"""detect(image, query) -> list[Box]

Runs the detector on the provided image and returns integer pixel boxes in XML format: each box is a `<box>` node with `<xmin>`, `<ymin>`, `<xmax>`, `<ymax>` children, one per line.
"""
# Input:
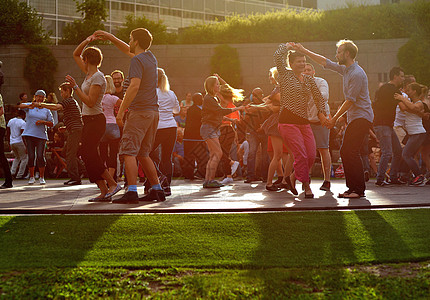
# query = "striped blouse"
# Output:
<box><xmin>274</xmin><ymin>43</ymin><xmax>326</xmax><ymax>124</ymax></box>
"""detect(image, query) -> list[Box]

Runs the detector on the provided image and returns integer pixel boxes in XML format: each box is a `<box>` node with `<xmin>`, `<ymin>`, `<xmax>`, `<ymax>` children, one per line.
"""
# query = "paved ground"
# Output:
<box><xmin>1</xmin><ymin>178</ymin><xmax>430</xmax><ymax>214</ymax></box>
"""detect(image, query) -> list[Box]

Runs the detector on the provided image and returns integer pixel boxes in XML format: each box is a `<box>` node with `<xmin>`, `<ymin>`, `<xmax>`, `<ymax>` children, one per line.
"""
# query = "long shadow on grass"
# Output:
<box><xmin>354</xmin><ymin>210</ymin><xmax>414</xmax><ymax>262</ymax></box>
<box><xmin>0</xmin><ymin>215</ymin><xmax>120</xmax><ymax>269</ymax></box>
<box><xmin>247</xmin><ymin>211</ymin><xmax>359</xmax><ymax>296</ymax></box>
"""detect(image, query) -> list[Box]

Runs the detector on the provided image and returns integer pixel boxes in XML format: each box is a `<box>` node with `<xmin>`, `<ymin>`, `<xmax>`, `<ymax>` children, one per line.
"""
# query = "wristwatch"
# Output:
<box><xmin>73</xmin><ymin>84</ymin><xmax>78</xmax><ymax>90</ymax></box>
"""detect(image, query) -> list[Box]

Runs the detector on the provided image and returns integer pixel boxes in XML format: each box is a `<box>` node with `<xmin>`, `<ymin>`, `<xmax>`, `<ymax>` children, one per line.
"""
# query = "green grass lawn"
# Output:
<box><xmin>1</xmin><ymin>209</ymin><xmax>430</xmax><ymax>298</ymax></box>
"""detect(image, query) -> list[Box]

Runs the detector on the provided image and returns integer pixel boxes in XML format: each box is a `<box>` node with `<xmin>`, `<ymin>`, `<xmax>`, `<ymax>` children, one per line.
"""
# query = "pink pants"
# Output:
<box><xmin>278</xmin><ymin>123</ymin><xmax>316</xmax><ymax>183</ymax></box>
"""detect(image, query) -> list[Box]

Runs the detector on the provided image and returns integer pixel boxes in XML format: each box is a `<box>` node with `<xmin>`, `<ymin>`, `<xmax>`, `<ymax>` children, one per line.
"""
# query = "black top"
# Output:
<box><xmin>373</xmin><ymin>83</ymin><xmax>401</xmax><ymax>127</ymax></box>
<box><xmin>184</xmin><ymin>104</ymin><xmax>203</xmax><ymax>140</ymax></box>
<box><xmin>59</xmin><ymin>97</ymin><xmax>83</xmax><ymax>131</ymax></box>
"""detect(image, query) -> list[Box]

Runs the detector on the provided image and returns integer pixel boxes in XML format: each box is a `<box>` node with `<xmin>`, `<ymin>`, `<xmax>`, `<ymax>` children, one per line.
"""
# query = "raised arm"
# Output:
<box><xmin>395</xmin><ymin>93</ymin><xmax>424</xmax><ymax>115</ymax></box>
<box><xmin>73</xmin><ymin>35</ymin><xmax>97</xmax><ymax>73</ymax></box>
<box><xmin>94</xmin><ymin>30</ymin><xmax>134</xmax><ymax>58</ymax></box>
<box><xmin>274</xmin><ymin>43</ymin><xmax>293</xmax><ymax>77</ymax></box>
<box><xmin>37</xmin><ymin>102</ymin><xmax>63</xmax><ymax>111</ymax></box>
<box><xmin>291</xmin><ymin>43</ymin><xmax>327</xmax><ymax>67</ymax></box>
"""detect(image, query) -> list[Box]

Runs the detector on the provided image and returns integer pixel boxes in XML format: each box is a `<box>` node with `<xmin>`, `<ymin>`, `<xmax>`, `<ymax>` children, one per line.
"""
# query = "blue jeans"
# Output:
<box><xmin>374</xmin><ymin>125</ymin><xmax>402</xmax><ymax>182</ymax></box>
<box><xmin>402</xmin><ymin>133</ymin><xmax>426</xmax><ymax>177</ymax></box>
<box><xmin>23</xmin><ymin>135</ymin><xmax>46</xmax><ymax>168</ymax></box>
<box><xmin>247</xmin><ymin>131</ymin><xmax>269</xmax><ymax>179</ymax></box>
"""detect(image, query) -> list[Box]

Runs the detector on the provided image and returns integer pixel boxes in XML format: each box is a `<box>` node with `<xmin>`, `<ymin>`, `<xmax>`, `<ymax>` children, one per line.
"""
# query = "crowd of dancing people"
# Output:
<box><xmin>1</xmin><ymin>28</ymin><xmax>430</xmax><ymax>203</ymax></box>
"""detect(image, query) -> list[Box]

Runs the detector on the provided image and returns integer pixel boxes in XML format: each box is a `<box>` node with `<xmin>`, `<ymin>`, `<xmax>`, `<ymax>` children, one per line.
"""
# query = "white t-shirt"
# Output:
<box><xmin>7</xmin><ymin>117</ymin><xmax>26</xmax><ymax>144</ymax></box>
<box><xmin>157</xmin><ymin>88</ymin><xmax>180</xmax><ymax>129</ymax></box>
<box><xmin>240</xmin><ymin>140</ymin><xmax>249</xmax><ymax>165</ymax></box>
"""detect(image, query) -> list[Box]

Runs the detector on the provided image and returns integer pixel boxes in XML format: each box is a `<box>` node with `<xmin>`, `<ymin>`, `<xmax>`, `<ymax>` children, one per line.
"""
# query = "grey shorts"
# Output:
<box><xmin>200</xmin><ymin>124</ymin><xmax>221</xmax><ymax>141</ymax></box>
<box><xmin>310</xmin><ymin>123</ymin><xmax>329</xmax><ymax>149</ymax></box>
<box><xmin>119</xmin><ymin>110</ymin><xmax>159</xmax><ymax>157</ymax></box>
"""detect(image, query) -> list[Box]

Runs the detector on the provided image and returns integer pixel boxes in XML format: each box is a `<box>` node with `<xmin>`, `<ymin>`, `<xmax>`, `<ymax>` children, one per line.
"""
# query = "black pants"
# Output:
<box><xmin>183</xmin><ymin>140</ymin><xmax>208</xmax><ymax>179</ymax></box>
<box><xmin>149</xmin><ymin>127</ymin><xmax>177</xmax><ymax>184</ymax></box>
<box><xmin>81</xmin><ymin>114</ymin><xmax>106</xmax><ymax>183</ymax></box>
<box><xmin>0</xmin><ymin>127</ymin><xmax>12</xmax><ymax>185</ymax></box>
<box><xmin>340</xmin><ymin>118</ymin><xmax>372</xmax><ymax>194</ymax></box>
<box><xmin>219</xmin><ymin>125</ymin><xmax>236</xmax><ymax>176</ymax></box>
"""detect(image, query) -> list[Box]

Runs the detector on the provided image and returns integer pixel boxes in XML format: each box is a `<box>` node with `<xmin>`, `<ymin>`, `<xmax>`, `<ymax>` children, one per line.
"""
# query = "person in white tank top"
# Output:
<box><xmin>395</xmin><ymin>82</ymin><xmax>427</xmax><ymax>186</ymax></box>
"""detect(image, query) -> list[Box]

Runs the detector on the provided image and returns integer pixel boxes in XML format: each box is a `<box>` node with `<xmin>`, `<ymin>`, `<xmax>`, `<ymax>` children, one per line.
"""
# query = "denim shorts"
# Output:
<box><xmin>200</xmin><ymin>124</ymin><xmax>221</xmax><ymax>141</ymax></box>
<box><xmin>310</xmin><ymin>123</ymin><xmax>329</xmax><ymax>149</ymax></box>
<box><xmin>101</xmin><ymin>123</ymin><xmax>121</xmax><ymax>142</ymax></box>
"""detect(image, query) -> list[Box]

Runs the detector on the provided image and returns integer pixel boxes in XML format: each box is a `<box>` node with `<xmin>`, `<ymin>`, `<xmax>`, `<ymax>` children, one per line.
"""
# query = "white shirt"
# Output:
<box><xmin>307</xmin><ymin>77</ymin><xmax>330</xmax><ymax>123</ymax></box>
<box><xmin>7</xmin><ymin>117</ymin><xmax>26</xmax><ymax>144</ymax></box>
<box><xmin>240</xmin><ymin>140</ymin><xmax>249</xmax><ymax>165</ymax></box>
<box><xmin>157</xmin><ymin>88</ymin><xmax>180</xmax><ymax>129</ymax></box>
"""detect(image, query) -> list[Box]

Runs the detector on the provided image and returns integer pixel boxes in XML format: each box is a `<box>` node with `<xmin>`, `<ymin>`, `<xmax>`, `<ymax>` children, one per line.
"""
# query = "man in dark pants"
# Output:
<box><xmin>293</xmin><ymin>40</ymin><xmax>374</xmax><ymax>198</ymax></box>
<box><xmin>38</xmin><ymin>82</ymin><xmax>83</xmax><ymax>185</ymax></box>
<box><xmin>0</xmin><ymin>93</ymin><xmax>13</xmax><ymax>189</ymax></box>
<box><xmin>183</xmin><ymin>93</ymin><xmax>208</xmax><ymax>180</ymax></box>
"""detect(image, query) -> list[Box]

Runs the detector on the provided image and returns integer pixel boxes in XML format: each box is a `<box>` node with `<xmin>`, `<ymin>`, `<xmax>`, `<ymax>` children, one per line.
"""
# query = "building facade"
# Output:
<box><xmin>22</xmin><ymin>0</ymin><xmax>317</xmax><ymax>44</ymax></box>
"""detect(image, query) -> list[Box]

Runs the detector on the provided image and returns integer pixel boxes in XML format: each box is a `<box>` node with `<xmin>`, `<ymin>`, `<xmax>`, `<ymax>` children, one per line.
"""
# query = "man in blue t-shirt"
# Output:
<box><xmin>95</xmin><ymin>28</ymin><xmax>165</xmax><ymax>204</ymax></box>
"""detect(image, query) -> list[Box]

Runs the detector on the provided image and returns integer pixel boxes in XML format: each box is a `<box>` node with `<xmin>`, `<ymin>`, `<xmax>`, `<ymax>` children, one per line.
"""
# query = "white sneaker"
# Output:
<box><xmin>28</xmin><ymin>177</ymin><xmax>35</xmax><ymax>185</ymax></box>
<box><xmin>220</xmin><ymin>177</ymin><xmax>234</xmax><ymax>185</ymax></box>
<box><xmin>231</xmin><ymin>161</ymin><xmax>240</xmax><ymax>175</ymax></box>
<box><xmin>39</xmin><ymin>178</ymin><xmax>46</xmax><ymax>185</ymax></box>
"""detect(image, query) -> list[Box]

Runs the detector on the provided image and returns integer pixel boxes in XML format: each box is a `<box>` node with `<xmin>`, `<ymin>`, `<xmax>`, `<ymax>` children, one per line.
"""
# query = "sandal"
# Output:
<box><xmin>286</xmin><ymin>175</ymin><xmax>298</xmax><ymax>196</ymax></box>
<box><xmin>266</xmin><ymin>185</ymin><xmax>280</xmax><ymax>191</ymax></box>
<box><xmin>304</xmin><ymin>192</ymin><xmax>314</xmax><ymax>199</ymax></box>
<box><xmin>338</xmin><ymin>190</ymin><xmax>353</xmax><ymax>198</ymax></box>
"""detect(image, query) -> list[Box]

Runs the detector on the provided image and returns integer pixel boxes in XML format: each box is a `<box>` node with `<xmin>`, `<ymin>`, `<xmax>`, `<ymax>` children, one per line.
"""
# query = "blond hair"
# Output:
<box><xmin>219</xmin><ymin>84</ymin><xmax>244</xmax><ymax>103</ymax></box>
<box><xmin>104</xmin><ymin>75</ymin><xmax>116</xmax><ymax>94</ymax></box>
<box><xmin>45</xmin><ymin>92</ymin><xmax>58</xmax><ymax>104</ymax></box>
<box><xmin>157</xmin><ymin>68</ymin><xmax>170</xmax><ymax>92</ymax></box>
<box><xmin>269</xmin><ymin>67</ymin><xmax>279</xmax><ymax>81</ymax></box>
<box><xmin>204</xmin><ymin>76</ymin><xmax>218</xmax><ymax>96</ymax></box>
<box><xmin>336</xmin><ymin>39</ymin><xmax>358</xmax><ymax>59</ymax></box>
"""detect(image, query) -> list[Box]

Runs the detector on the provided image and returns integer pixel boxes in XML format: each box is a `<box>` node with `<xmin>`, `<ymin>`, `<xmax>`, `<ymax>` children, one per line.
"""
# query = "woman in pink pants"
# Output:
<box><xmin>274</xmin><ymin>43</ymin><xmax>329</xmax><ymax>198</ymax></box>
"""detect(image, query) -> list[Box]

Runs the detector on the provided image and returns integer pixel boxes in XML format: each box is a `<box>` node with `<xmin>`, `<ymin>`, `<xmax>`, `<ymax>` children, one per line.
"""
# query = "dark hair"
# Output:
<box><xmin>287</xmin><ymin>51</ymin><xmax>305</xmax><ymax>67</ymax></box>
<box><xmin>389</xmin><ymin>66</ymin><xmax>404</xmax><ymax>81</ymax></box>
<box><xmin>58</xmin><ymin>82</ymin><xmax>73</xmax><ymax>94</ymax></box>
<box><xmin>192</xmin><ymin>92</ymin><xmax>203</xmax><ymax>106</ymax></box>
<box><xmin>111</xmin><ymin>70</ymin><xmax>124</xmax><ymax>79</ymax></box>
<box><xmin>17</xmin><ymin>109</ymin><xmax>26</xmax><ymax>118</ymax></box>
<box><xmin>19</xmin><ymin>92</ymin><xmax>27</xmax><ymax>100</ymax></box>
<box><xmin>82</xmin><ymin>46</ymin><xmax>103</xmax><ymax>67</ymax></box>
<box><xmin>131</xmin><ymin>28</ymin><xmax>153</xmax><ymax>51</ymax></box>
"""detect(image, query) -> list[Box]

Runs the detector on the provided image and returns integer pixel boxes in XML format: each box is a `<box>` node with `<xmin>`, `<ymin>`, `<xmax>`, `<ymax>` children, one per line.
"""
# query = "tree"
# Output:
<box><xmin>24</xmin><ymin>45</ymin><xmax>58</xmax><ymax>93</ymax></box>
<box><xmin>116</xmin><ymin>15</ymin><xmax>176</xmax><ymax>44</ymax></box>
<box><xmin>60</xmin><ymin>0</ymin><xmax>107</xmax><ymax>44</ymax></box>
<box><xmin>0</xmin><ymin>0</ymin><xmax>49</xmax><ymax>44</ymax></box>
<box><xmin>210</xmin><ymin>45</ymin><xmax>241</xmax><ymax>88</ymax></box>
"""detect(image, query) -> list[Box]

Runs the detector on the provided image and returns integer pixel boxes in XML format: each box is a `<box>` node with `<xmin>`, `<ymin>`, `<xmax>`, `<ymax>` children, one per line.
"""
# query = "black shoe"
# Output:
<box><xmin>64</xmin><ymin>179</ymin><xmax>72</xmax><ymax>185</ymax></box>
<box><xmin>112</xmin><ymin>191</ymin><xmax>139</xmax><ymax>204</ymax></box>
<box><xmin>266</xmin><ymin>185</ymin><xmax>280</xmax><ymax>191</ymax></box>
<box><xmin>139</xmin><ymin>188</ymin><xmax>166</xmax><ymax>202</ymax></box>
<box><xmin>64</xmin><ymin>180</ymin><xmax>82</xmax><ymax>186</ymax></box>
<box><xmin>285</xmin><ymin>175</ymin><xmax>298</xmax><ymax>196</ymax></box>
<box><xmin>0</xmin><ymin>183</ymin><xmax>13</xmax><ymax>189</ymax></box>
<box><xmin>244</xmin><ymin>176</ymin><xmax>260</xmax><ymax>183</ymax></box>
<box><xmin>364</xmin><ymin>171</ymin><xmax>370</xmax><ymax>182</ymax></box>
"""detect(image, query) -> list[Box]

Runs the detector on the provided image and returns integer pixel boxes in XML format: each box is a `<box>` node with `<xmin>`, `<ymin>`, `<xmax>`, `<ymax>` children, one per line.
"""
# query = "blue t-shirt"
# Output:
<box><xmin>22</xmin><ymin>103</ymin><xmax>53</xmax><ymax>140</ymax></box>
<box><xmin>324</xmin><ymin>59</ymin><xmax>374</xmax><ymax>124</ymax></box>
<box><xmin>128</xmin><ymin>51</ymin><xmax>158</xmax><ymax>112</ymax></box>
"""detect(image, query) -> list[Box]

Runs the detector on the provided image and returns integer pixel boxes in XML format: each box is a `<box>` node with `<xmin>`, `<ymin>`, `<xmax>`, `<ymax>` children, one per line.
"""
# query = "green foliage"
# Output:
<box><xmin>398</xmin><ymin>36</ymin><xmax>430</xmax><ymax>87</ymax></box>
<box><xmin>0</xmin><ymin>0</ymin><xmax>50</xmax><ymax>44</ymax></box>
<box><xmin>177</xmin><ymin>2</ymin><xmax>422</xmax><ymax>44</ymax></box>
<box><xmin>23</xmin><ymin>45</ymin><xmax>58</xmax><ymax>93</ymax></box>
<box><xmin>211</xmin><ymin>44</ymin><xmax>241</xmax><ymax>88</ymax></box>
<box><xmin>116</xmin><ymin>15</ymin><xmax>176</xmax><ymax>45</ymax></box>
<box><xmin>60</xmin><ymin>0</ymin><xmax>107</xmax><ymax>45</ymax></box>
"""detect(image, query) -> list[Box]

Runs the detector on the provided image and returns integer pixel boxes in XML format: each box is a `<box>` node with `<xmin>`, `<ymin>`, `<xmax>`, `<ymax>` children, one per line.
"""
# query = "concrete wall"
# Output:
<box><xmin>0</xmin><ymin>38</ymin><xmax>408</xmax><ymax>114</ymax></box>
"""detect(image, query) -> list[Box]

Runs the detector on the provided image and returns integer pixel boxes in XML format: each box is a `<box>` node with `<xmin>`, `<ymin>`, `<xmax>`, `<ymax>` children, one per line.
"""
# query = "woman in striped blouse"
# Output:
<box><xmin>274</xmin><ymin>43</ymin><xmax>329</xmax><ymax>198</ymax></box>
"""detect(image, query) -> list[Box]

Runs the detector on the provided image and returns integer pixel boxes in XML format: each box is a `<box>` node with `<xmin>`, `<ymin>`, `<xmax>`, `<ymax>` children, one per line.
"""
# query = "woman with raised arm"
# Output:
<box><xmin>17</xmin><ymin>90</ymin><xmax>53</xmax><ymax>185</ymax></box>
<box><xmin>274</xmin><ymin>43</ymin><xmax>328</xmax><ymax>198</ymax></box>
<box><xmin>395</xmin><ymin>83</ymin><xmax>427</xmax><ymax>186</ymax></box>
<box><xmin>66</xmin><ymin>35</ymin><xmax>121</xmax><ymax>202</ymax></box>
<box><xmin>200</xmin><ymin>75</ymin><xmax>245</xmax><ymax>188</ymax></box>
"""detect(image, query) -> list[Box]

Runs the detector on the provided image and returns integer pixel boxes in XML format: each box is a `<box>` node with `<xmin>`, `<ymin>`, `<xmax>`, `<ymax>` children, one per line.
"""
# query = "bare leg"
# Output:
<box><xmin>101</xmin><ymin>169</ymin><xmax>117</xmax><ymax>193</ymax></box>
<box><xmin>94</xmin><ymin>179</ymin><xmax>109</xmax><ymax>199</ymax></box>
<box><xmin>205</xmin><ymin>138</ymin><xmax>223</xmax><ymax>182</ymax></box>
<box><xmin>267</xmin><ymin>136</ymin><xmax>284</xmax><ymax>186</ymax></box>
<box><xmin>318</xmin><ymin>148</ymin><xmax>332</xmax><ymax>182</ymax></box>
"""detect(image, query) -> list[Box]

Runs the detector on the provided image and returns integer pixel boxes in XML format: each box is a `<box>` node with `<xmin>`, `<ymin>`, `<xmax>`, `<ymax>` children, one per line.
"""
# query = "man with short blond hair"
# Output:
<box><xmin>293</xmin><ymin>39</ymin><xmax>374</xmax><ymax>198</ymax></box>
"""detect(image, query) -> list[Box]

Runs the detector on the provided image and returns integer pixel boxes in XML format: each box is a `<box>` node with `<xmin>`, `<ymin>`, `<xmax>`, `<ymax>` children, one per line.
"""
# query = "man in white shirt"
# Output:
<box><xmin>7</xmin><ymin>109</ymin><xmax>27</xmax><ymax>179</ymax></box>
<box><xmin>303</xmin><ymin>63</ymin><xmax>332</xmax><ymax>191</ymax></box>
